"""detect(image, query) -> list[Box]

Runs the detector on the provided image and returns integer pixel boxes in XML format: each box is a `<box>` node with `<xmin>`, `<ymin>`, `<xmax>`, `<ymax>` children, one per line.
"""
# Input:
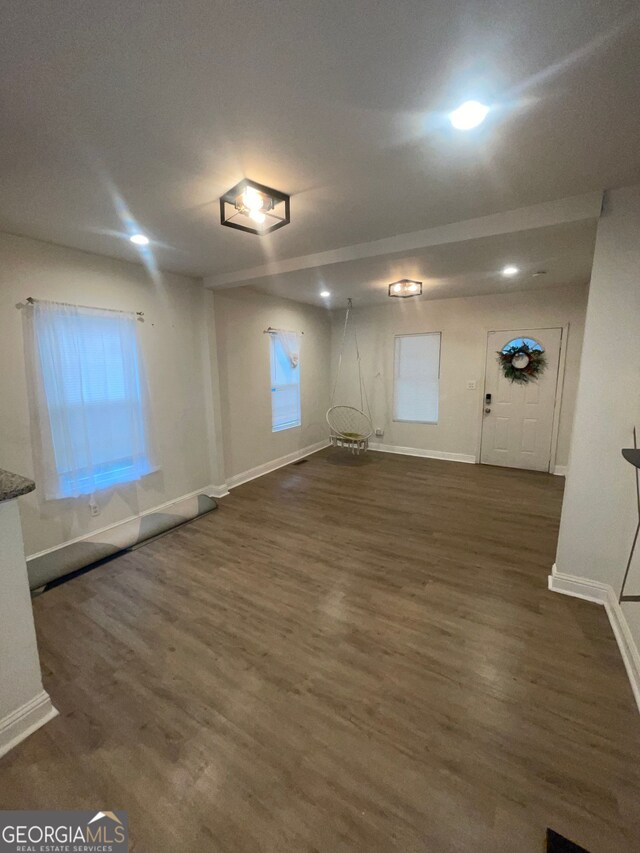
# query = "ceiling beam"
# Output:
<box><xmin>204</xmin><ymin>192</ymin><xmax>603</xmax><ymax>290</ymax></box>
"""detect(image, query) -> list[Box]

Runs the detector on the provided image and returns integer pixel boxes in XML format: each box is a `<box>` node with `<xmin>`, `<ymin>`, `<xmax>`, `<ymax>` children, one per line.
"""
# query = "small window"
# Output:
<box><xmin>270</xmin><ymin>333</ymin><xmax>301</xmax><ymax>432</ymax></box>
<box><xmin>393</xmin><ymin>332</ymin><xmax>441</xmax><ymax>424</ymax></box>
<box><xmin>501</xmin><ymin>337</ymin><xmax>543</xmax><ymax>352</ymax></box>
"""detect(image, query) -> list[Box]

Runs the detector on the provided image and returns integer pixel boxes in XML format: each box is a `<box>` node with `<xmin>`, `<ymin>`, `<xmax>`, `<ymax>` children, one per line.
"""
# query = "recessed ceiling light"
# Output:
<box><xmin>449</xmin><ymin>100</ymin><xmax>489</xmax><ymax>130</ymax></box>
<box><xmin>320</xmin><ymin>290</ymin><xmax>331</xmax><ymax>298</ymax></box>
<box><xmin>130</xmin><ymin>234</ymin><xmax>149</xmax><ymax>246</ymax></box>
<box><xmin>502</xmin><ymin>265</ymin><xmax>519</xmax><ymax>277</ymax></box>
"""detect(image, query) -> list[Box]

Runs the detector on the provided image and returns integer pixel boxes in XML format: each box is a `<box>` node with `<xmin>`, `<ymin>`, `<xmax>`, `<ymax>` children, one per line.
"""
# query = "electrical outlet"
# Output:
<box><xmin>375</xmin><ymin>428</ymin><xmax>384</xmax><ymax>437</ymax></box>
<box><xmin>466</xmin><ymin>380</ymin><xmax>477</xmax><ymax>391</ymax></box>
<box><xmin>89</xmin><ymin>501</ymin><xmax>100</xmax><ymax>517</ymax></box>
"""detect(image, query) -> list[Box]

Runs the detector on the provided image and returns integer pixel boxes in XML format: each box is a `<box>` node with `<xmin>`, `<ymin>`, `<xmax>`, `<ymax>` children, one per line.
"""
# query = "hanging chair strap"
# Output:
<box><xmin>329</xmin><ymin>297</ymin><xmax>372</xmax><ymax>424</ymax></box>
<box><xmin>330</xmin><ymin>298</ymin><xmax>352</xmax><ymax>407</ymax></box>
<box><xmin>351</xmin><ymin>303</ymin><xmax>372</xmax><ymax>422</ymax></box>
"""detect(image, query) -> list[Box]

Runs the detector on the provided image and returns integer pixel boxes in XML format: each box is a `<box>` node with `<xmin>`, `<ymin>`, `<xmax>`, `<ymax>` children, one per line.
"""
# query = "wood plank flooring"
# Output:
<box><xmin>2</xmin><ymin>449</ymin><xmax>640</xmax><ymax>852</ymax></box>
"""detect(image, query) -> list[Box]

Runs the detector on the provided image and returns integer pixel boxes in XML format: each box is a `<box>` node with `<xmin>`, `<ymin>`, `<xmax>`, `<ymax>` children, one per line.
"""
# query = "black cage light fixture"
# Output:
<box><xmin>388</xmin><ymin>279</ymin><xmax>423</xmax><ymax>298</ymax></box>
<box><xmin>220</xmin><ymin>179</ymin><xmax>290</xmax><ymax>235</ymax></box>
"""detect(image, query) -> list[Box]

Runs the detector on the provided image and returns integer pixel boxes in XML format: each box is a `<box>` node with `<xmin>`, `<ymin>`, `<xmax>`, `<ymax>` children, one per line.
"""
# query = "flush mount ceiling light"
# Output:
<box><xmin>449</xmin><ymin>100</ymin><xmax>489</xmax><ymax>130</ymax></box>
<box><xmin>320</xmin><ymin>290</ymin><xmax>331</xmax><ymax>298</ymax></box>
<box><xmin>130</xmin><ymin>233</ymin><xmax>149</xmax><ymax>246</ymax></box>
<box><xmin>502</xmin><ymin>265</ymin><xmax>520</xmax><ymax>277</ymax></box>
<box><xmin>388</xmin><ymin>279</ymin><xmax>423</xmax><ymax>298</ymax></box>
<box><xmin>220</xmin><ymin>179</ymin><xmax>290</xmax><ymax>235</ymax></box>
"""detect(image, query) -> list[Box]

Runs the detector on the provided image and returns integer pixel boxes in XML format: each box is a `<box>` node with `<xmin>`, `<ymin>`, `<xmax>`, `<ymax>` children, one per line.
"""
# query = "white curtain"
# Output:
<box><xmin>275</xmin><ymin>330</ymin><xmax>300</xmax><ymax>368</ymax></box>
<box><xmin>27</xmin><ymin>300</ymin><xmax>155</xmax><ymax>500</ymax></box>
<box><xmin>270</xmin><ymin>331</ymin><xmax>301</xmax><ymax>431</ymax></box>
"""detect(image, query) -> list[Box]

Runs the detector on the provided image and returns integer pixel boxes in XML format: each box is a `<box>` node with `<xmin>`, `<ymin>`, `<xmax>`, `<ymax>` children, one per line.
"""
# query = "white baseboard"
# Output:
<box><xmin>369</xmin><ymin>442</ymin><xmax>476</xmax><ymax>464</ymax></box>
<box><xmin>553</xmin><ymin>465</ymin><xmax>568</xmax><ymax>476</ymax></box>
<box><xmin>207</xmin><ymin>484</ymin><xmax>230</xmax><ymax>499</ymax></box>
<box><xmin>547</xmin><ymin>565</ymin><xmax>609</xmax><ymax>603</ymax></box>
<box><xmin>27</xmin><ymin>485</ymin><xmax>225</xmax><ymax>563</ymax></box>
<box><xmin>549</xmin><ymin>564</ymin><xmax>640</xmax><ymax>714</ymax></box>
<box><xmin>0</xmin><ymin>690</ymin><xmax>58</xmax><ymax>759</ymax></box>
<box><xmin>226</xmin><ymin>440</ymin><xmax>331</xmax><ymax>490</ymax></box>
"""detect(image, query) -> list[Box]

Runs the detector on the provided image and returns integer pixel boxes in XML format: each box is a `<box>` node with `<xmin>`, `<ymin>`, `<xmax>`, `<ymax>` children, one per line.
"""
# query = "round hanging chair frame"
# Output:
<box><xmin>327</xmin><ymin>298</ymin><xmax>373</xmax><ymax>454</ymax></box>
<box><xmin>326</xmin><ymin>405</ymin><xmax>373</xmax><ymax>441</ymax></box>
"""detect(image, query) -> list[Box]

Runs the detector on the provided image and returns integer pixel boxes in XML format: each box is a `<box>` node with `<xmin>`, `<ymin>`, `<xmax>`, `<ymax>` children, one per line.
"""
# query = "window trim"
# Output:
<box><xmin>392</xmin><ymin>331</ymin><xmax>442</xmax><ymax>425</ymax></box>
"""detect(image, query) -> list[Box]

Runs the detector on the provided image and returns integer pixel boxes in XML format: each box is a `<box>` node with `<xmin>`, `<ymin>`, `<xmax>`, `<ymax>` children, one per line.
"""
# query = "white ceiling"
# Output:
<box><xmin>216</xmin><ymin>219</ymin><xmax>597</xmax><ymax>307</ymax></box>
<box><xmin>1</xmin><ymin>0</ymin><xmax>638</xmax><ymax>289</ymax></box>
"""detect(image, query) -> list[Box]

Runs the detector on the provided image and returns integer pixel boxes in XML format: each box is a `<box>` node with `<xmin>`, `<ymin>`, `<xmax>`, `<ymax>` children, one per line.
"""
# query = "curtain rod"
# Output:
<box><xmin>263</xmin><ymin>326</ymin><xmax>304</xmax><ymax>335</ymax></box>
<box><xmin>25</xmin><ymin>297</ymin><xmax>144</xmax><ymax>317</ymax></box>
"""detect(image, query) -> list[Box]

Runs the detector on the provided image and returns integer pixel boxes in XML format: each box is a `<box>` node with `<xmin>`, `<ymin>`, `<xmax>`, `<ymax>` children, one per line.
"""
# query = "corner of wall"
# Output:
<box><xmin>200</xmin><ymin>288</ymin><xmax>227</xmax><ymax>487</ymax></box>
<box><xmin>0</xmin><ymin>691</ymin><xmax>58</xmax><ymax>759</ymax></box>
<box><xmin>548</xmin><ymin>563</ymin><xmax>640</xmax><ymax>715</ymax></box>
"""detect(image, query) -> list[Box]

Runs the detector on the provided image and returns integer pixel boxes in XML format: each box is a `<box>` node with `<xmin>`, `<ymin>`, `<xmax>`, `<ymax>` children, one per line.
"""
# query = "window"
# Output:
<box><xmin>269</xmin><ymin>331</ymin><xmax>301</xmax><ymax>432</ymax></box>
<box><xmin>30</xmin><ymin>300</ymin><xmax>153</xmax><ymax>499</ymax></box>
<box><xmin>500</xmin><ymin>336</ymin><xmax>543</xmax><ymax>352</ymax></box>
<box><xmin>393</xmin><ymin>332</ymin><xmax>441</xmax><ymax>424</ymax></box>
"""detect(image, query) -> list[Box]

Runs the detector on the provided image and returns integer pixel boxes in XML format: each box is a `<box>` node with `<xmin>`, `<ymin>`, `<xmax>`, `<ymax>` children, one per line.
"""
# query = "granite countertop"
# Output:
<box><xmin>0</xmin><ymin>469</ymin><xmax>36</xmax><ymax>502</ymax></box>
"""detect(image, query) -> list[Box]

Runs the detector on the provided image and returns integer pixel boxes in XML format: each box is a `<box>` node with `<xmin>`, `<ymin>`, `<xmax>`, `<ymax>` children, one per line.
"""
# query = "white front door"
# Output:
<box><xmin>480</xmin><ymin>328</ymin><xmax>562</xmax><ymax>472</ymax></box>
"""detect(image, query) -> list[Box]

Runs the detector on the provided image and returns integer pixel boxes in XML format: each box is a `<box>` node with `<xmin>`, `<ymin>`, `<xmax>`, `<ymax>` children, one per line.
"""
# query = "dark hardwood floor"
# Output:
<box><xmin>2</xmin><ymin>449</ymin><xmax>639</xmax><ymax>852</ymax></box>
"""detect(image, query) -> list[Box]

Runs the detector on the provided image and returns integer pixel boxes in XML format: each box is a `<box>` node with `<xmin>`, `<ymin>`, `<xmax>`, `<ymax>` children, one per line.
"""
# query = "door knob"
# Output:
<box><xmin>484</xmin><ymin>407</ymin><xmax>491</xmax><ymax>414</ymax></box>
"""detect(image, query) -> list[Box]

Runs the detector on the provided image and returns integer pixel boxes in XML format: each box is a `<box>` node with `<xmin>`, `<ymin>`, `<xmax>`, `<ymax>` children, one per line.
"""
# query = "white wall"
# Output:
<box><xmin>330</xmin><ymin>284</ymin><xmax>588</xmax><ymax>467</ymax></box>
<box><xmin>0</xmin><ymin>499</ymin><xmax>56</xmax><ymax>756</ymax></box>
<box><xmin>213</xmin><ymin>288</ymin><xmax>331</xmax><ymax>481</ymax></box>
<box><xmin>555</xmin><ymin>186</ymin><xmax>640</xmax><ymax>607</ymax></box>
<box><xmin>0</xmin><ymin>233</ymin><xmax>215</xmax><ymax>556</ymax></box>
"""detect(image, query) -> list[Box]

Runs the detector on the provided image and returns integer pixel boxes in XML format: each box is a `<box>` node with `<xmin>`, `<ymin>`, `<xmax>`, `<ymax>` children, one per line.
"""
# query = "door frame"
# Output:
<box><xmin>475</xmin><ymin>324</ymin><xmax>569</xmax><ymax>473</ymax></box>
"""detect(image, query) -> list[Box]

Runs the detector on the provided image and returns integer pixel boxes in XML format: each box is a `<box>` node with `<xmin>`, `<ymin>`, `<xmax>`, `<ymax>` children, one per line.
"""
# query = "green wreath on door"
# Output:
<box><xmin>497</xmin><ymin>341</ymin><xmax>547</xmax><ymax>384</ymax></box>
